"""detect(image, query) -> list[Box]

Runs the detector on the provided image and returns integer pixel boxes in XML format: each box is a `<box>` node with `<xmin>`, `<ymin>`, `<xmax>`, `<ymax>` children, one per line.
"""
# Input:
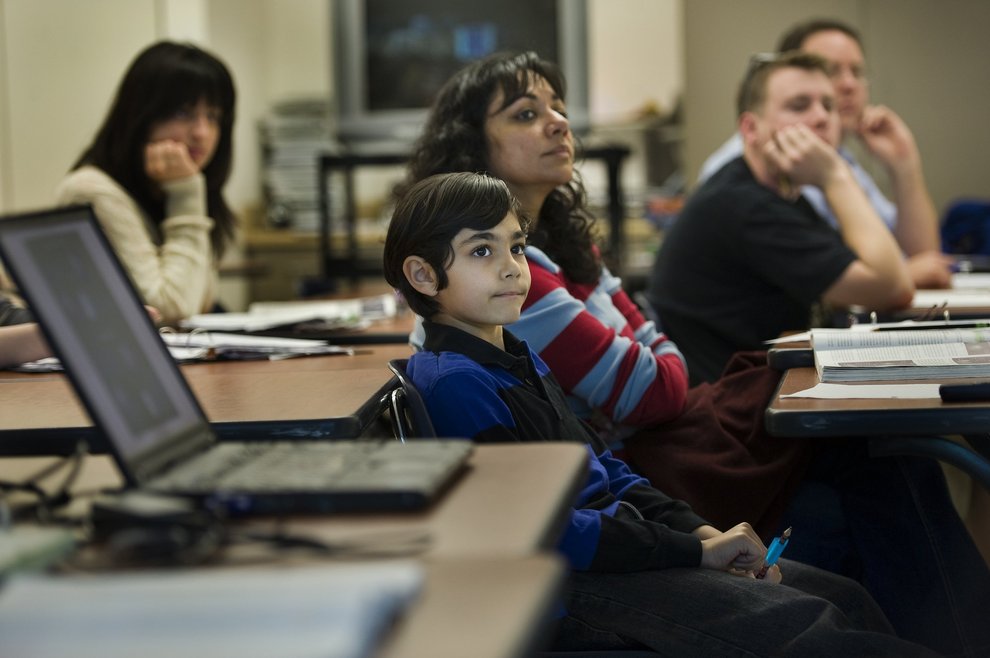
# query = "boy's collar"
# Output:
<box><xmin>421</xmin><ymin>319</ymin><xmax>531</xmax><ymax>374</ymax></box>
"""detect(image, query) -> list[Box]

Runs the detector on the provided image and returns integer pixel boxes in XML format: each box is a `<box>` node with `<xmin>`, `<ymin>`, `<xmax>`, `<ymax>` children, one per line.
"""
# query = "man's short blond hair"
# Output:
<box><xmin>736</xmin><ymin>51</ymin><xmax>830</xmax><ymax>117</ymax></box>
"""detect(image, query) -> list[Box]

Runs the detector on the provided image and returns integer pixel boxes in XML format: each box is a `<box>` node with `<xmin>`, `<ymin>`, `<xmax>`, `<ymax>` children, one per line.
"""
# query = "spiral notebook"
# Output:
<box><xmin>0</xmin><ymin>205</ymin><xmax>471</xmax><ymax>514</ymax></box>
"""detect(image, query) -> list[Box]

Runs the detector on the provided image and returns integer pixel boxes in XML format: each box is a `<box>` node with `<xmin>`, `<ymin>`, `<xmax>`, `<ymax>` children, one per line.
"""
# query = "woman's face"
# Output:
<box><xmin>147</xmin><ymin>98</ymin><xmax>222</xmax><ymax>170</ymax></box>
<box><xmin>483</xmin><ymin>74</ymin><xmax>573</xmax><ymax>211</ymax></box>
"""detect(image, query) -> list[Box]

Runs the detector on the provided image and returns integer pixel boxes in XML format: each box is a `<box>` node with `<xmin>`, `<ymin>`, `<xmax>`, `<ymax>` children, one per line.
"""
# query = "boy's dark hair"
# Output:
<box><xmin>736</xmin><ymin>51</ymin><xmax>831</xmax><ymax>117</ymax></box>
<box><xmin>384</xmin><ymin>172</ymin><xmax>528</xmax><ymax>319</ymax></box>
<box><xmin>776</xmin><ymin>18</ymin><xmax>864</xmax><ymax>53</ymax></box>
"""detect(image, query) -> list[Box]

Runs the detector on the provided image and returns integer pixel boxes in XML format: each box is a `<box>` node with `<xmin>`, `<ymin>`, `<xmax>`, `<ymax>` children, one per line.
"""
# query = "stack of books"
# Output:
<box><xmin>260</xmin><ymin>99</ymin><xmax>340</xmax><ymax>232</ymax></box>
<box><xmin>811</xmin><ymin>326</ymin><xmax>990</xmax><ymax>382</ymax></box>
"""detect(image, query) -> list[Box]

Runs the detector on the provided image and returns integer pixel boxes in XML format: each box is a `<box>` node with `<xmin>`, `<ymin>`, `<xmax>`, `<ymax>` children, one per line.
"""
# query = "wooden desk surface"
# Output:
<box><xmin>3</xmin><ymin>442</ymin><xmax>582</xmax><ymax>658</ymax></box>
<box><xmin>0</xmin><ymin>556</ymin><xmax>565</xmax><ymax>658</ymax></box>
<box><xmin>381</xmin><ymin>555</ymin><xmax>565</xmax><ymax>658</ymax></box>
<box><xmin>0</xmin><ymin>345</ymin><xmax>411</xmax><ymax>455</ymax></box>
<box><xmin>0</xmin><ymin>367</ymin><xmax>389</xmax><ymax>427</ymax></box>
<box><xmin>5</xmin><ymin>442</ymin><xmax>586</xmax><ymax>559</ymax></box>
<box><xmin>766</xmin><ymin>366</ymin><xmax>990</xmax><ymax>437</ymax></box>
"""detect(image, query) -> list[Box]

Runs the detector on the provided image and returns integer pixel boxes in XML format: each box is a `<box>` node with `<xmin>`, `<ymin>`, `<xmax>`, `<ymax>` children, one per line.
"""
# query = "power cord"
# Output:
<box><xmin>0</xmin><ymin>441</ymin><xmax>88</xmax><ymax>524</ymax></box>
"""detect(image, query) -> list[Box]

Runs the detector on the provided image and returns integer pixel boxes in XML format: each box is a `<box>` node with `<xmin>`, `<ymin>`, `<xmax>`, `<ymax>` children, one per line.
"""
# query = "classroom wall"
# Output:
<box><xmin>4</xmin><ymin>1</ymin><xmax>986</xmax><ymax>255</ymax></box>
<box><xmin>682</xmin><ymin>0</ymin><xmax>990</xmax><ymax>214</ymax></box>
<box><xmin>0</xmin><ymin>0</ymin><xmax>681</xmax><ymax>215</ymax></box>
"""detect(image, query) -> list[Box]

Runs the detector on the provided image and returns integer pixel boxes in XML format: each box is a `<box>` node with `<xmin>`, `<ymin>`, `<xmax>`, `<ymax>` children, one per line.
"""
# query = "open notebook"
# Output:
<box><xmin>0</xmin><ymin>205</ymin><xmax>470</xmax><ymax>514</ymax></box>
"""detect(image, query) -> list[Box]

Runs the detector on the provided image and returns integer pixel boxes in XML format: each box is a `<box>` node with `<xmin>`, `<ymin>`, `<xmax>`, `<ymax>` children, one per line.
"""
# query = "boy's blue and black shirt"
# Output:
<box><xmin>409</xmin><ymin>320</ymin><xmax>707</xmax><ymax>572</ymax></box>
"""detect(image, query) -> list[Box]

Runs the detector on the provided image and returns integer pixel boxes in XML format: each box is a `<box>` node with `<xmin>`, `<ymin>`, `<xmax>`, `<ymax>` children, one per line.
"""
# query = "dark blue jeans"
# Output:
<box><xmin>777</xmin><ymin>445</ymin><xmax>990</xmax><ymax>658</ymax></box>
<box><xmin>551</xmin><ymin>559</ymin><xmax>935</xmax><ymax>656</ymax></box>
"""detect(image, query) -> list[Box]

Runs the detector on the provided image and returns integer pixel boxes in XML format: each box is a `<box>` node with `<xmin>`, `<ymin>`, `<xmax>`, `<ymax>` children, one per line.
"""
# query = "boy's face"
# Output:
<box><xmin>430</xmin><ymin>212</ymin><xmax>530</xmax><ymax>346</ymax></box>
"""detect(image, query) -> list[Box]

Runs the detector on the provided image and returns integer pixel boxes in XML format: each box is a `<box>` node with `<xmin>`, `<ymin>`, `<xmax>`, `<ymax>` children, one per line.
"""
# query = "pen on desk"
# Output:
<box><xmin>755</xmin><ymin>527</ymin><xmax>791</xmax><ymax>580</ymax></box>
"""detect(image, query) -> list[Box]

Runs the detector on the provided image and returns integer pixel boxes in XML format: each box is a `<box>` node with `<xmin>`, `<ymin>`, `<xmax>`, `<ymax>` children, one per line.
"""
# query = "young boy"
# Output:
<box><xmin>383</xmin><ymin>171</ymin><xmax>932</xmax><ymax>656</ymax></box>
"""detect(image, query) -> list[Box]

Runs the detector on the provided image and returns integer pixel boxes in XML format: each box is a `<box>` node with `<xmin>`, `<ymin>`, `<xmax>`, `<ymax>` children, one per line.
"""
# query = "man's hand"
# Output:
<box><xmin>145</xmin><ymin>140</ymin><xmax>199</xmax><ymax>184</ymax></box>
<box><xmin>857</xmin><ymin>105</ymin><xmax>922</xmax><ymax>171</ymax></box>
<box><xmin>906</xmin><ymin>251</ymin><xmax>954</xmax><ymax>289</ymax></box>
<box><xmin>763</xmin><ymin>124</ymin><xmax>846</xmax><ymax>193</ymax></box>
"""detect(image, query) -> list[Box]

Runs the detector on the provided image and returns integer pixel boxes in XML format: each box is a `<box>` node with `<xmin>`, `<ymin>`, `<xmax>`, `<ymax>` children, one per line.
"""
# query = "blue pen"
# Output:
<box><xmin>756</xmin><ymin>527</ymin><xmax>792</xmax><ymax>579</ymax></box>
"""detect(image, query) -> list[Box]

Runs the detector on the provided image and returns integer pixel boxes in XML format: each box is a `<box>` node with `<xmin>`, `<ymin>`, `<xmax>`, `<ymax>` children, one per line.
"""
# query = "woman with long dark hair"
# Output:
<box><xmin>57</xmin><ymin>41</ymin><xmax>236</xmax><ymax>323</ymax></box>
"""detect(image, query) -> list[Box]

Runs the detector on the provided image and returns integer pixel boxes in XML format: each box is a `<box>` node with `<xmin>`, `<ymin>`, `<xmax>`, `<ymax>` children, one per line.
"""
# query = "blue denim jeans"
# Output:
<box><xmin>777</xmin><ymin>446</ymin><xmax>990</xmax><ymax>658</ymax></box>
<box><xmin>551</xmin><ymin>559</ymin><xmax>936</xmax><ymax>656</ymax></box>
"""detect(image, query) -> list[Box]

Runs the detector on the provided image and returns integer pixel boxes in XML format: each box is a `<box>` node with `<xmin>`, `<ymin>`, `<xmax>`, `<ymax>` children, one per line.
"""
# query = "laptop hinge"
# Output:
<box><xmin>129</xmin><ymin>425</ymin><xmax>217</xmax><ymax>485</ymax></box>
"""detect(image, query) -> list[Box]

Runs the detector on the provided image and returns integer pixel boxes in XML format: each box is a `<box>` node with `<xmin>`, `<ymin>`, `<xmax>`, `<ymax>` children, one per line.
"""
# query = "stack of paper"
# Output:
<box><xmin>181</xmin><ymin>294</ymin><xmax>397</xmax><ymax>332</ymax></box>
<box><xmin>811</xmin><ymin>328</ymin><xmax>990</xmax><ymax>382</ymax></box>
<box><xmin>160</xmin><ymin>332</ymin><xmax>351</xmax><ymax>361</ymax></box>
<box><xmin>13</xmin><ymin>334</ymin><xmax>349</xmax><ymax>372</ymax></box>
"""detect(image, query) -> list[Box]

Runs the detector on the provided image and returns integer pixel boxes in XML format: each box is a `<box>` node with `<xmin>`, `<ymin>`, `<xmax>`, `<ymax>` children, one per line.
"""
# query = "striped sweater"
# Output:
<box><xmin>509</xmin><ymin>245</ymin><xmax>688</xmax><ymax>434</ymax></box>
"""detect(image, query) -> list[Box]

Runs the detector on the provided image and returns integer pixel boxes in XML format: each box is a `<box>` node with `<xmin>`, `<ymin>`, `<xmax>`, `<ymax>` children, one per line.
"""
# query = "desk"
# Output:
<box><xmin>0</xmin><ymin>344</ymin><xmax>412</xmax><ymax>456</ymax></box>
<box><xmin>845</xmin><ymin>274</ymin><xmax>990</xmax><ymax>324</ymax></box>
<box><xmin>3</xmin><ymin>442</ymin><xmax>587</xmax><ymax>658</ymax></box>
<box><xmin>765</xmin><ymin>366</ymin><xmax>990</xmax><ymax>490</ymax></box>
<box><xmin>6</xmin><ymin>442</ymin><xmax>586</xmax><ymax>558</ymax></box>
<box><xmin>382</xmin><ymin>556</ymin><xmax>566</xmax><ymax>658</ymax></box>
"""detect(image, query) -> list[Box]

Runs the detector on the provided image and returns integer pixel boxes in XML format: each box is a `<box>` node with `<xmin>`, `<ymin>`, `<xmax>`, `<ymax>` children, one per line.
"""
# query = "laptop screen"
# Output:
<box><xmin>0</xmin><ymin>206</ymin><xmax>211</xmax><ymax>473</ymax></box>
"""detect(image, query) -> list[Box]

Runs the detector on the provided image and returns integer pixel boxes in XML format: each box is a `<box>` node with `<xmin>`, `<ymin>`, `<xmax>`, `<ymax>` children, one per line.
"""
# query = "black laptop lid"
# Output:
<box><xmin>0</xmin><ymin>205</ymin><xmax>215</xmax><ymax>483</ymax></box>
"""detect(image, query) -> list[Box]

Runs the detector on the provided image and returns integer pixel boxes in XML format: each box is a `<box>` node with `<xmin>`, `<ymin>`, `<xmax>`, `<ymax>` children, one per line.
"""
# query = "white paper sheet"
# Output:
<box><xmin>780</xmin><ymin>383</ymin><xmax>942</xmax><ymax>399</ymax></box>
<box><xmin>0</xmin><ymin>560</ymin><xmax>423</xmax><ymax>658</ymax></box>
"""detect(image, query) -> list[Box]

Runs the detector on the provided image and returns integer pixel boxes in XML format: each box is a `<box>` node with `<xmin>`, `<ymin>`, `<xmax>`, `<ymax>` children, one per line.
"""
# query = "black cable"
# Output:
<box><xmin>0</xmin><ymin>440</ymin><xmax>88</xmax><ymax>523</ymax></box>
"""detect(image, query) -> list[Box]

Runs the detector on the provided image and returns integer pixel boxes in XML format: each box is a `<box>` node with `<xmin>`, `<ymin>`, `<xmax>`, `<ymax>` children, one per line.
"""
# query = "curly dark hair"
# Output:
<box><xmin>73</xmin><ymin>41</ymin><xmax>237</xmax><ymax>258</ymax></box>
<box><xmin>398</xmin><ymin>51</ymin><xmax>601</xmax><ymax>284</ymax></box>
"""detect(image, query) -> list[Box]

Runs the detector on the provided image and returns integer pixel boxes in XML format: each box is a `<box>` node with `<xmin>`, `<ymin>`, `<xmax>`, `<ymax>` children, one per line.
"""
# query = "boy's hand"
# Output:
<box><xmin>145</xmin><ymin>140</ymin><xmax>198</xmax><ymax>183</ymax></box>
<box><xmin>697</xmin><ymin>522</ymin><xmax>781</xmax><ymax>583</ymax></box>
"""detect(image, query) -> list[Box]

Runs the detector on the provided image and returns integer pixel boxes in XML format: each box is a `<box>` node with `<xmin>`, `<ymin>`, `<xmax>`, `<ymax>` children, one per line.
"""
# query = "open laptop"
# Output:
<box><xmin>0</xmin><ymin>205</ymin><xmax>471</xmax><ymax>515</ymax></box>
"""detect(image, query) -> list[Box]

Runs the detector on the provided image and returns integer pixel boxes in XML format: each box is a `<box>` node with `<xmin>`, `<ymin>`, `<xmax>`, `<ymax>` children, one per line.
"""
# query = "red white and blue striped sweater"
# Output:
<box><xmin>509</xmin><ymin>245</ymin><xmax>688</xmax><ymax>434</ymax></box>
<box><xmin>408</xmin><ymin>321</ymin><xmax>706</xmax><ymax>572</ymax></box>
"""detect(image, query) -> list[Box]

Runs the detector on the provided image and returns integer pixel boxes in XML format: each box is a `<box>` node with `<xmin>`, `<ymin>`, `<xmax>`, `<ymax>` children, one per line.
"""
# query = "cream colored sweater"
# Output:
<box><xmin>55</xmin><ymin>166</ymin><xmax>217</xmax><ymax>324</ymax></box>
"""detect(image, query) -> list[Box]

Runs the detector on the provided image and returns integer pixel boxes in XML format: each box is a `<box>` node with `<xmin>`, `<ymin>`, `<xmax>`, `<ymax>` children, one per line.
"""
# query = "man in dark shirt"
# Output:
<box><xmin>648</xmin><ymin>51</ymin><xmax>914</xmax><ymax>384</ymax></box>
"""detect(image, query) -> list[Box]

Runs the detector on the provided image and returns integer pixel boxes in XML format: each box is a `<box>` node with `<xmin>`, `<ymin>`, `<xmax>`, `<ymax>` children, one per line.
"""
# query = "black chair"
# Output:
<box><xmin>941</xmin><ymin>199</ymin><xmax>990</xmax><ymax>256</ymax></box>
<box><xmin>386</xmin><ymin>359</ymin><xmax>437</xmax><ymax>440</ymax></box>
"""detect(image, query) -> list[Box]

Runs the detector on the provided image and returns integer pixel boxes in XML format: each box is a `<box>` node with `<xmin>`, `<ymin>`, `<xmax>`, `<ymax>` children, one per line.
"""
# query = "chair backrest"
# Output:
<box><xmin>387</xmin><ymin>359</ymin><xmax>437</xmax><ymax>440</ymax></box>
<box><xmin>941</xmin><ymin>199</ymin><xmax>990</xmax><ymax>254</ymax></box>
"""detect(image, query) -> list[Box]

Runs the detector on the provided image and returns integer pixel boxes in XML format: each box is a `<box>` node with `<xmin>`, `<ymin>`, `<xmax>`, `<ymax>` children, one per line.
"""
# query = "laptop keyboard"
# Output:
<box><xmin>151</xmin><ymin>440</ymin><xmax>471</xmax><ymax>492</ymax></box>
